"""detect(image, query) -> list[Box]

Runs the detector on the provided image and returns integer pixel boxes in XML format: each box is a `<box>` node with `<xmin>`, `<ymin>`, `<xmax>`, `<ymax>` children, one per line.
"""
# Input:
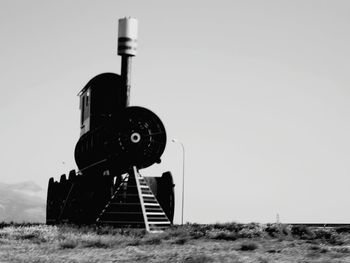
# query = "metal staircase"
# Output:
<box><xmin>96</xmin><ymin>166</ymin><xmax>171</xmax><ymax>232</ymax></box>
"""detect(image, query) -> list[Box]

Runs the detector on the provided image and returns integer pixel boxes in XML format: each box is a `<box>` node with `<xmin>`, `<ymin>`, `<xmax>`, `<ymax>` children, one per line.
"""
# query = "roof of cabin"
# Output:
<box><xmin>78</xmin><ymin>72</ymin><xmax>122</xmax><ymax>96</ymax></box>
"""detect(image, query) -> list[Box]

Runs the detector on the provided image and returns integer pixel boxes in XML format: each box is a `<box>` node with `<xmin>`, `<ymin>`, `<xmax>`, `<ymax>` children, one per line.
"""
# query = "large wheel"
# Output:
<box><xmin>157</xmin><ymin>171</ymin><xmax>175</xmax><ymax>223</ymax></box>
<box><xmin>74</xmin><ymin>106</ymin><xmax>166</xmax><ymax>174</ymax></box>
<box><xmin>116</xmin><ymin>106</ymin><xmax>167</xmax><ymax>170</ymax></box>
<box><xmin>46</xmin><ymin>177</ymin><xmax>54</xmax><ymax>225</ymax></box>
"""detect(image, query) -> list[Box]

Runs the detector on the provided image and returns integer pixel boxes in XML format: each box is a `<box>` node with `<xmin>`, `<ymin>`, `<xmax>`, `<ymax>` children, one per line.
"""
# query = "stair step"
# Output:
<box><xmin>104</xmin><ymin>212</ymin><xmax>143</xmax><ymax>215</ymax></box>
<box><xmin>97</xmin><ymin>220</ymin><xmax>145</xmax><ymax>225</ymax></box>
<box><xmin>147</xmin><ymin>214</ymin><xmax>168</xmax><ymax>217</ymax></box>
<box><xmin>115</xmin><ymin>193</ymin><xmax>140</xmax><ymax>196</ymax></box>
<box><xmin>146</xmin><ymin>209</ymin><xmax>163</xmax><ymax>213</ymax></box>
<box><xmin>147</xmin><ymin>216</ymin><xmax>168</xmax><ymax>220</ymax></box>
<box><xmin>96</xmin><ymin>166</ymin><xmax>171</xmax><ymax>232</ymax></box>
<box><xmin>146</xmin><ymin>212</ymin><xmax>167</xmax><ymax>215</ymax></box>
<box><xmin>147</xmin><ymin>217</ymin><xmax>169</xmax><ymax>221</ymax></box>
<box><xmin>144</xmin><ymin>203</ymin><xmax>160</xmax><ymax>206</ymax></box>
<box><xmin>141</xmin><ymin>194</ymin><xmax>154</xmax><ymax>197</ymax></box>
<box><xmin>109</xmin><ymin>203</ymin><xmax>141</xmax><ymax>207</ymax></box>
<box><xmin>143</xmin><ymin>199</ymin><xmax>157</xmax><ymax>203</ymax></box>
<box><xmin>148</xmin><ymin>221</ymin><xmax>172</xmax><ymax>225</ymax></box>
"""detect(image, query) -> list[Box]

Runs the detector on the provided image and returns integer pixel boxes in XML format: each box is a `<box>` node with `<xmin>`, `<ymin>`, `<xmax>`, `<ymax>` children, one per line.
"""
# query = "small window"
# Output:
<box><xmin>86</xmin><ymin>91</ymin><xmax>89</xmax><ymax>107</ymax></box>
<box><xmin>81</xmin><ymin>96</ymin><xmax>85</xmax><ymax>124</ymax></box>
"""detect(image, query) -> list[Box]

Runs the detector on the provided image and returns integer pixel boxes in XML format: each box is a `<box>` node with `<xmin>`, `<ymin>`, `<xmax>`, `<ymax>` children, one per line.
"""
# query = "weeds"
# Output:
<box><xmin>141</xmin><ymin>234</ymin><xmax>163</xmax><ymax>245</ymax></box>
<box><xmin>2</xmin><ymin>222</ymin><xmax>350</xmax><ymax>262</ymax></box>
<box><xmin>0</xmin><ymin>222</ymin><xmax>42</xmax><ymax>229</ymax></box>
<box><xmin>172</xmin><ymin>236</ymin><xmax>189</xmax><ymax>244</ymax></box>
<box><xmin>287</xmin><ymin>225</ymin><xmax>345</xmax><ymax>245</ymax></box>
<box><xmin>258</xmin><ymin>257</ymin><xmax>269</xmax><ymax>263</ymax></box>
<box><xmin>207</xmin><ymin>230</ymin><xmax>238</xmax><ymax>241</ymax></box>
<box><xmin>126</xmin><ymin>238</ymin><xmax>141</xmax><ymax>246</ymax></box>
<box><xmin>265</xmin><ymin>223</ymin><xmax>290</xmax><ymax>238</ymax></box>
<box><xmin>96</xmin><ymin>225</ymin><xmax>146</xmax><ymax>237</ymax></box>
<box><xmin>81</xmin><ymin>237</ymin><xmax>112</xmax><ymax>248</ymax></box>
<box><xmin>59</xmin><ymin>239</ymin><xmax>78</xmax><ymax>249</ymax></box>
<box><xmin>309</xmin><ymin>244</ymin><xmax>322</xmax><ymax>251</ymax></box>
<box><xmin>182</xmin><ymin>254</ymin><xmax>213</xmax><ymax>263</ymax></box>
<box><xmin>290</xmin><ymin>225</ymin><xmax>315</xmax><ymax>240</ymax></box>
<box><xmin>240</xmin><ymin>241</ymin><xmax>259</xmax><ymax>251</ymax></box>
<box><xmin>332</xmin><ymin>246</ymin><xmax>350</xmax><ymax>254</ymax></box>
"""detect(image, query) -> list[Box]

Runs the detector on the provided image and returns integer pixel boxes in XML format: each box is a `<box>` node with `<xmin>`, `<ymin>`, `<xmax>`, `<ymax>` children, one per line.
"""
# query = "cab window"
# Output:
<box><xmin>81</xmin><ymin>96</ymin><xmax>85</xmax><ymax>125</ymax></box>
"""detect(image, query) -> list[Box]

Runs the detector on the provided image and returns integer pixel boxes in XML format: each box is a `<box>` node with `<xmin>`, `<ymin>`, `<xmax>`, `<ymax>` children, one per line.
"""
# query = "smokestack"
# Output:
<box><xmin>118</xmin><ymin>17</ymin><xmax>138</xmax><ymax>107</ymax></box>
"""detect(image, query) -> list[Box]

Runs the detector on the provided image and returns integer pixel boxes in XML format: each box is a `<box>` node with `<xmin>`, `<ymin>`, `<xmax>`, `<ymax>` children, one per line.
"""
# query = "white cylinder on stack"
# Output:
<box><xmin>118</xmin><ymin>17</ymin><xmax>138</xmax><ymax>56</ymax></box>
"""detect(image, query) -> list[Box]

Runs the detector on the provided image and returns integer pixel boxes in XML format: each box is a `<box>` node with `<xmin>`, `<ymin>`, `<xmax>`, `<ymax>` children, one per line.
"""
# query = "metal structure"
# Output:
<box><xmin>46</xmin><ymin>18</ymin><xmax>175</xmax><ymax>230</ymax></box>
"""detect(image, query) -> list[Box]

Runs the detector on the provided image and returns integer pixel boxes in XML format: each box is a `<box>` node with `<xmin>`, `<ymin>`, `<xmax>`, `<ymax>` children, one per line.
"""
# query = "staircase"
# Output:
<box><xmin>96</xmin><ymin>166</ymin><xmax>171</xmax><ymax>232</ymax></box>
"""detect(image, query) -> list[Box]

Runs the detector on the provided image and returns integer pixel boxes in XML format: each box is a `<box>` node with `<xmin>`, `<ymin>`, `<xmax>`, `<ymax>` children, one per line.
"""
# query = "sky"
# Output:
<box><xmin>1</xmin><ymin>0</ymin><xmax>350</xmax><ymax>224</ymax></box>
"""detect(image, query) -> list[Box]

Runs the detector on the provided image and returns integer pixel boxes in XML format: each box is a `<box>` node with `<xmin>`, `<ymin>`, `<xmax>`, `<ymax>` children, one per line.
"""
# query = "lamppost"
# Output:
<box><xmin>172</xmin><ymin>138</ymin><xmax>185</xmax><ymax>225</ymax></box>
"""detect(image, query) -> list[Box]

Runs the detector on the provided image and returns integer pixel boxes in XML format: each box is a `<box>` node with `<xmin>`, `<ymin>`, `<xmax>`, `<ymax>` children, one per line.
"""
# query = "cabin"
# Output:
<box><xmin>78</xmin><ymin>73</ymin><xmax>126</xmax><ymax>136</ymax></box>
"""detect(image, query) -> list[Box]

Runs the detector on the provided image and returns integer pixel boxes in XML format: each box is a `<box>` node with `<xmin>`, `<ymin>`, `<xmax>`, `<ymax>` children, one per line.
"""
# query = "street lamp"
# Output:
<box><xmin>172</xmin><ymin>138</ymin><xmax>185</xmax><ymax>225</ymax></box>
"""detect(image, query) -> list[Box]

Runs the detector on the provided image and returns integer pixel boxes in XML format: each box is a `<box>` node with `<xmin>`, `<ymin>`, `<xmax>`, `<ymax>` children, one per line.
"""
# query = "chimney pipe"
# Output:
<box><xmin>118</xmin><ymin>17</ymin><xmax>138</xmax><ymax>107</ymax></box>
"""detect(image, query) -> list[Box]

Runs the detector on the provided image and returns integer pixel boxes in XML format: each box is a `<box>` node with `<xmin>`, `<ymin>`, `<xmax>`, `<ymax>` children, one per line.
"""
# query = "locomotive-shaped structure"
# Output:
<box><xmin>46</xmin><ymin>18</ymin><xmax>174</xmax><ymax>230</ymax></box>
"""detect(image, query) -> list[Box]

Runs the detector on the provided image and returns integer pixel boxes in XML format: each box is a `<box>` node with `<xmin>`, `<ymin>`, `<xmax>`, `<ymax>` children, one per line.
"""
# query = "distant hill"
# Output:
<box><xmin>0</xmin><ymin>181</ymin><xmax>45</xmax><ymax>223</ymax></box>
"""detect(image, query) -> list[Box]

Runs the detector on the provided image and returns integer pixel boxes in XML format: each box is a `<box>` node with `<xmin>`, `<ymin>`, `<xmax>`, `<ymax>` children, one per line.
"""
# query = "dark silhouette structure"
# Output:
<box><xmin>46</xmin><ymin>18</ymin><xmax>174</xmax><ymax>230</ymax></box>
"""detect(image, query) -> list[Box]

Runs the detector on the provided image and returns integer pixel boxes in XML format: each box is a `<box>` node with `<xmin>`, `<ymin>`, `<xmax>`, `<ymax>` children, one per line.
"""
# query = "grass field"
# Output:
<box><xmin>1</xmin><ymin>222</ymin><xmax>350</xmax><ymax>262</ymax></box>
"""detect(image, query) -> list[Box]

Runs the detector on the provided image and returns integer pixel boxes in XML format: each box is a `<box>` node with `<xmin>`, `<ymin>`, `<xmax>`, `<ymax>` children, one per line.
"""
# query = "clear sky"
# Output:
<box><xmin>1</xmin><ymin>0</ymin><xmax>350</xmax><ymax>224</ymax></box>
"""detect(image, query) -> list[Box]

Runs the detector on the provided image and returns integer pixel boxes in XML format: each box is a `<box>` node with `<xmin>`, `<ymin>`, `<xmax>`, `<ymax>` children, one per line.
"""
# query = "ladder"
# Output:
<box><xmin>96</xmin><ymin>166</ymin><xmax>171</xmax><ymax>232</ymax></box>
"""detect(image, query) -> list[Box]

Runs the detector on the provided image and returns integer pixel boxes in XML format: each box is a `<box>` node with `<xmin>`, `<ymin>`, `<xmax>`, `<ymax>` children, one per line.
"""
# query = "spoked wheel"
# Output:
<box><xmin>117</xmin><ymin>106</ymin><xmax>167</xmax><ymax>170</ymax></box>
<box><xmin>157</xmin><ymin>171</ymin><xmax>175</xmax><ymax>223</ymax></box>
<box><xmin>46</xmin><ymin>177</ymin><xmax>54</xmax><ymax>224</ymax></box>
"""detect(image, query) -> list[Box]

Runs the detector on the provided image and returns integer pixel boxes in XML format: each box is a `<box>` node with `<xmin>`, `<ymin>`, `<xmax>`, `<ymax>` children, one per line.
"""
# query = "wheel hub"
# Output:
<box><xmin>130</xmin><ymin>132</ymin><xmax>141</xmax><ymax>143</ymax></box>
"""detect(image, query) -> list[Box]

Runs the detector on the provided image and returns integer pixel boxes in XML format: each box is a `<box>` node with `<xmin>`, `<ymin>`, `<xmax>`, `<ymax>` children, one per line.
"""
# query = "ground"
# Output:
<box><xmin>1</xmin><ymin>223</ymin><xmax>350</xmax><ymax>262</ymax></box>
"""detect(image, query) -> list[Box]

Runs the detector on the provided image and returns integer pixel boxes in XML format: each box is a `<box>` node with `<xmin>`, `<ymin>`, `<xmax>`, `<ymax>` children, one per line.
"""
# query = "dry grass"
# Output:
<box><xmin>1</xmin><ymin>222</ymin><xmax>350</xmax><ymax>262</ymax></box>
